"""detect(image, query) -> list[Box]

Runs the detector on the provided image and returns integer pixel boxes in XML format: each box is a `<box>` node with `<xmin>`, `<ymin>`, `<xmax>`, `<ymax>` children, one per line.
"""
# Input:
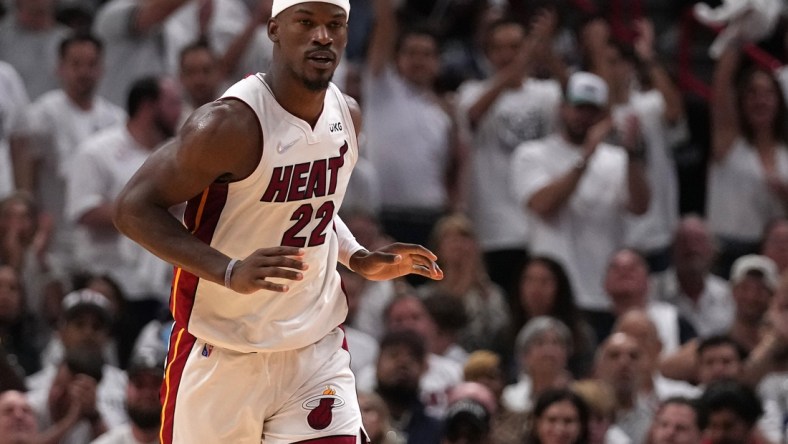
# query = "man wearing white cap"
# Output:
<box><xmin>511</xmin><ymin>71</ymin><xmax>651</xmax><ymax>318</ymax></box>
<box><xmin>113</xmin><ymin>1</ymin><xmax>444</xmax><ymax>443</ymax></box>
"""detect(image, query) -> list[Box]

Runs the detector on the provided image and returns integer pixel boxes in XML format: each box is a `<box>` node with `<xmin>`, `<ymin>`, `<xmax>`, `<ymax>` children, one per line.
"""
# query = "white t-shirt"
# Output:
<box><xmin>650</xmin><ymin>269</ymin><xmax>734</xmax><ymax>337</ymax></box>
<box><xmin>351</xmin><ymin>280</ymin><xmax>396</xmax><ymax>341</ymax></box>
<box><xmin>164</xmin><ymin>0</ymin><xmax>272</xmax><ymax>81</ymax></box>
<box><xmin>65</xmin><ymin>125</ymin><xmax>173</xmax><ymax>300</ymax></box>
<box><xmin>362</xmin><ymin>66</ymin><xmax>452</xmax><ymax>210</ymax></box>
<box><xmin>646</xmin><ymin>302</ymin><xmax>683</xmax><ymax>355</ymax></box>
<box><xmin>344</xmin><ymin>326</ymin><xmax>379</xmax><ymax>376</ymax></box>
<box><xmin>707</xmin><ymin>138</ymin><xmax>788</xmax><ymax>241</ymax></box>
<box><xmin>0</xmin><ymin>60</ymin><xmax>29</xmax><ymax>198</ymax></box>
<box><xmin>341</xmin><ymin>155</ymin><xmax>381</xmax><ymax>216</ymax></box>
<box><xmin>93</xmin><ymin>0</ymin><xmax>170</xmax><ymax>106</ymax></box>
<box><xmin>511</xmin><ymin>134</ymin><xmax>630</xmax><ymax>310</ymax></box>
<box><xmin>756</xmin><ymin>371</ymin><xmax>788</xmax><ymax>444</ymax></box>
<box><xmin>501</xmin><ymin>374</ymin><xmax>534</xmax><ymax>413</ymax></box>
<box><xmin>457</xmin><ymin>77</ymin><xmax>561</xmax><ymax>251</ymax></box>
<box><xmin>615</xmin><ymin>90</ymin><xmax>686</xmax><ymax>252</ymax></box>
<box><xmin>15</xmin><ymin>89</ymin><xmax>126</xmax><ymax>256</ymax></box>
<box><xmin>0</xmin><ymin>15</ymin><xmax>69</xmax><ymax>99</ymax></box>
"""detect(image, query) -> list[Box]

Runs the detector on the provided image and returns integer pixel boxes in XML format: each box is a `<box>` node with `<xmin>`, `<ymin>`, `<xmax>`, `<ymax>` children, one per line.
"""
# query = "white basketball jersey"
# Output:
<box><xmin>170</xmin><ymin>74</ymin><xmax>358</xmax><ymax>353</ymax></box>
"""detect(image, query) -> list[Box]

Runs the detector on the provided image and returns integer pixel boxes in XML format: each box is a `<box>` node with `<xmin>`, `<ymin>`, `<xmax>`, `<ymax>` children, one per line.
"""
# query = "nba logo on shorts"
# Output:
<box><xmin>201</xmin><ymin>343</ymin><xmax>213</xmax><ymax>358</ymax></box>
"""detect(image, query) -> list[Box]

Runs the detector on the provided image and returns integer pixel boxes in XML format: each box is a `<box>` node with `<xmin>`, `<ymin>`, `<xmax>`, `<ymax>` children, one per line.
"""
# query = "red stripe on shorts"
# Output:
<box><xmin>159</xmin><ymin>325</ymin><xmax>197</xmax><ymax>444</ymax></box>
<box><xmin>292</xmin><ymin>435</ymin><xmax>358</xmax><ymax>444</ymax></box>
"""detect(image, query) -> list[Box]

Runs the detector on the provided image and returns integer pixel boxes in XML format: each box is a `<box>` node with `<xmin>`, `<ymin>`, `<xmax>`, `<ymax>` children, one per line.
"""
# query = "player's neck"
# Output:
<box><xmin>265</xmin><ymin>71</ymin><xmax>327</xmax><ymax>129</ymax></box>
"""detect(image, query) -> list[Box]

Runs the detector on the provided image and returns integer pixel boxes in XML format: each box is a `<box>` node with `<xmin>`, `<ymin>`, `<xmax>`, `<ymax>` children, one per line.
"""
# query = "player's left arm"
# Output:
<box><xmin>338</xmin><ymin>93</ymin><xmax>443</xmax><ymax>282</ymax></box>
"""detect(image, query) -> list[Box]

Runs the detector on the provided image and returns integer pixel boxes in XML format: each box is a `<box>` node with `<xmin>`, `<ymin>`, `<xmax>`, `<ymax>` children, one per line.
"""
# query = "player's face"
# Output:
<box><xmin>270</xmin><ymin>3</ymin><xmax>348</xmax><ymax>91</ymax></box>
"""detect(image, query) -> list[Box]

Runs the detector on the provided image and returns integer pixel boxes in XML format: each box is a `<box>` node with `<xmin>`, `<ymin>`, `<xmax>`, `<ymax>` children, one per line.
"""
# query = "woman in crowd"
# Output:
<box><xmin>525</xmin><ymin>388</ymin><xmax>590</xmax><ymax>444</ymax></box>
<box><xmin>513</xmin><ymin>256</ymin><xmax>596</xmax><ymax>378</ymax></box>
<box><xmin>708</xmin><ymin>43</ymin><xmax>788</xmax><ymax>276</ymax></box>
<box><xmin>418</xmin><ymin>214</ymin><xmax>511</xmax><ymax>353</ymax></box>
<box><xmin>503</xmin><ymin>316</ymin><xmax>574</xmax><ymax>414</ymax></box>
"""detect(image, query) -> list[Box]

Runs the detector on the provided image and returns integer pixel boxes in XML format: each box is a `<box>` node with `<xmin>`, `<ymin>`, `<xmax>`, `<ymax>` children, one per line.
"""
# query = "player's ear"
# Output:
<box><xmin>268</xmin><ymin>19</ymin><xmax>280</xmax><ymax>43</ymax></box>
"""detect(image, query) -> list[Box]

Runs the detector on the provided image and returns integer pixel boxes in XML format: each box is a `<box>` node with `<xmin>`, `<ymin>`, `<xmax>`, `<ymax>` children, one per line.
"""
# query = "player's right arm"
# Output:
<box><xmin>113</xmin><ymin>99</ymin><xmax>306</xmax><ymax>294</ymax></box>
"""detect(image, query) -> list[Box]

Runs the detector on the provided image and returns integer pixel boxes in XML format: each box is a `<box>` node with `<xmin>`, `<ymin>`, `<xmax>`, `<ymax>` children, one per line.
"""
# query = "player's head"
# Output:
<box><xmin>268</xmin><ymin>1</ymin><xmax>350</xmax><ymax>92</ymax></box>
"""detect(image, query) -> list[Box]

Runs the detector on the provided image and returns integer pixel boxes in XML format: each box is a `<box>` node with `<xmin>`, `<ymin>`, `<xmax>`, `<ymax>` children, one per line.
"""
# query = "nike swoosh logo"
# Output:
<box><xmin>277</xmin><ymin>139</ymin><xmax>298</xmax><ymax>154</ymax></box>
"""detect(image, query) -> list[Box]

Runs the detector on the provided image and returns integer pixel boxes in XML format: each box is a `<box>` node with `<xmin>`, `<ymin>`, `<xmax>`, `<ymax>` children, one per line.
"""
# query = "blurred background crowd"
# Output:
<box><xmin>2</xmin><ymin>0</ymin><xmax>788</xmax><ymax>443</ymax></box>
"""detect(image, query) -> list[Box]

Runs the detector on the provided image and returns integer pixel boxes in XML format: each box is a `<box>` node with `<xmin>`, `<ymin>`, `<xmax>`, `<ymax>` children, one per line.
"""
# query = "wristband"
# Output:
<box><xmin>224</xmin><ymin>259</ymin><xmax>239</xmax><ymax>288</ymax></box>
<box><xmin>335</xmin><ymin>217</ymin><xmax>366</xmax><ymax>269</ymax></box>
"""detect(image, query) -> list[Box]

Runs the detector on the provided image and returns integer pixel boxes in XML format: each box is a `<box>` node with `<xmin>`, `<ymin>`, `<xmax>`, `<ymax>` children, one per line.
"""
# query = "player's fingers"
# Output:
<box><xmin>411</xmin><ymin>264</ymin><xmax>430</xmax><ymax>273</ymax></box>
<box><xmin>388</xmin><ymin>243</ymin><xmax>438</xmax><ymax>261</ymax></box>
<box><xmin>409</xmin><ymin>254</ymin><xmax>437</xmax><ymax>268</ymax></box>
<box><xmin>410</xmin><ymin>264</ymin><xmax>439</xmax><ymax>279</ymax></box>
<box><xmin>252</xmin><ymin>255</ymin><xmax>308</xmax><ymax>270</ymax></box>
<box><xmin>254</xmin><ymin>278</ymin><xmax>290</xmax><ymax>292</ymax></box>
<box><xmin>257</xmin><ymin>267</ymin><xmax>304</xmax><ymax>281</ymax></box>
<box><xmin>252</xmin><ymin>246</ymin><xmax>305</xmax><ymax>257</ymax></box>
<box><xmin>410</xmin><ymin>256</ymin><xmax>443</xmax><ymax>276</ymax></box>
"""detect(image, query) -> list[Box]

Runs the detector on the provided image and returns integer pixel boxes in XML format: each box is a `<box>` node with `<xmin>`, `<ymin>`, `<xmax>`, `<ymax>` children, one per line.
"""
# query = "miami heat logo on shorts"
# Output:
<box><xmin>302</xmin><ymin>386</ymin><xmax>346</xmax><ymax>430</ymax></box>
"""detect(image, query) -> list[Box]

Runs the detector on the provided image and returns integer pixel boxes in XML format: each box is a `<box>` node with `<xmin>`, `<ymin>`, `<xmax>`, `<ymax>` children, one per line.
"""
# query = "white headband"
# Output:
<box><xmin>271</xmin><ymin>0</ymin><xmax>351</xmax><ymax>19</ymax></box>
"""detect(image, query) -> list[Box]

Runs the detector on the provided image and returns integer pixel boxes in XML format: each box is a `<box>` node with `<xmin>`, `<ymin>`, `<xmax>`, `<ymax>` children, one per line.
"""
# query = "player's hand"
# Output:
<box><xmin>349</xmin><ymin>243</ymin><xmax>444</xmax><ymax>281</ymax></box>
<box><xmin>228</xmin><ymin>247</ymin><xmax>307</xmax><ymax>294</ymax></box>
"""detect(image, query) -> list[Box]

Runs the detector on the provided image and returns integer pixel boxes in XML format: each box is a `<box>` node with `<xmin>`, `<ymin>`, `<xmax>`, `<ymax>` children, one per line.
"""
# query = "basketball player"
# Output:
<box><xmin>112</xmin><ymin>1</ymin><xmax>444</xmax><ymax>443</ymax></box>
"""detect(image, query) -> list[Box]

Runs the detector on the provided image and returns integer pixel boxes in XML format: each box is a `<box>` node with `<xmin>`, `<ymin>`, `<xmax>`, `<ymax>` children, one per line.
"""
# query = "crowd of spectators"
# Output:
<box><xmin>1</xmin><ymin>0</ymin><xmax>788</xmax><ymax>443</ymax></box>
